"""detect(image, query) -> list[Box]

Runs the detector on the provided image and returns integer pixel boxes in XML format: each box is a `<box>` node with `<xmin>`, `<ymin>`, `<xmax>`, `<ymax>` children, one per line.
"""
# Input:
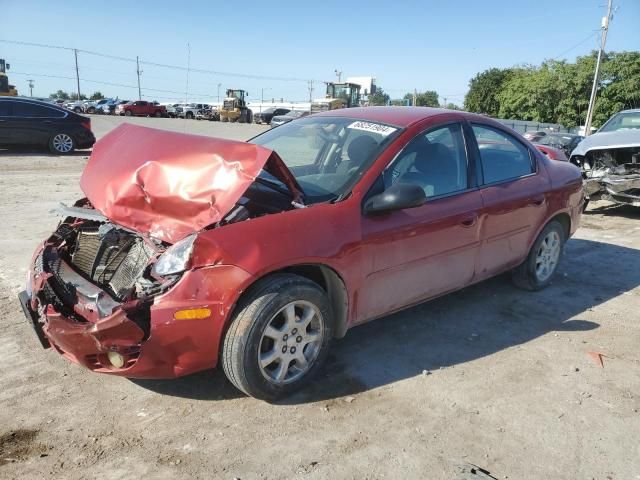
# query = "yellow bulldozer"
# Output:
<box><xmin>219</xmin><ymin>89</ymin><xmax>253</xmax><ymax>123</ymax></box>
<box><xmin>311</xmin><ymin>82</ymin><xmax>361</xmax><ymax>113</ymax></box>
<box><xmin>0</xmin><ymin>59</ymin><xmax>18</xmax><ymax>97</ymax></box>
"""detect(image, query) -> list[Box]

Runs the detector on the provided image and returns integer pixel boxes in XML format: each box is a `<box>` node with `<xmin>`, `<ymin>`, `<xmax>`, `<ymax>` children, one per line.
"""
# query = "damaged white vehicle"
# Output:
<box><xmin>570</xmin><ymin>109</ymin><xmax>640</xmax><ymax>207</ymax></box>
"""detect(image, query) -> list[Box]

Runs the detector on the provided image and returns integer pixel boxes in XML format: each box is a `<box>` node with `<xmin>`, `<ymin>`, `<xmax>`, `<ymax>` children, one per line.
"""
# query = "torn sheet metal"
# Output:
<box><xmin>53</xmin><ymin>203</ymin><xmax>108</xmax><ymax>222</ymax></box>
<box><xmin>80</xmin><ymin>124</ymin><xmax>302</xmax><ymax>244</ymax></box>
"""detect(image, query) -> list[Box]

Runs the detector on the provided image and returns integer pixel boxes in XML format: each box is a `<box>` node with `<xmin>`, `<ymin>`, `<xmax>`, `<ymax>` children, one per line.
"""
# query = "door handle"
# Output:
<box><xmin>460</xmin><ymin>213</ymin><xmax>478</xmax><ymax>227</ymax></box>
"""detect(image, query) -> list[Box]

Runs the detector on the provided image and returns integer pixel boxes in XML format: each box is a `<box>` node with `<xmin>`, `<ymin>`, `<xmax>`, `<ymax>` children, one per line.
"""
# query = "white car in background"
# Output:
<box><xmin>570</xmin><ymin>109</ymin><xmax>640</xmax><ymax>207</ymax></box>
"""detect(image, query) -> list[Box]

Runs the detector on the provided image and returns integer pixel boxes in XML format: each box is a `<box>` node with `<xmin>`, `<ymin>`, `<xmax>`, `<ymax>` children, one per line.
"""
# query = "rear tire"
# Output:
<box><xmin>154</xmin><ymin>110</ymin><xmax>162</xmax><ymax>117</ymax></box>
<box><xmin>73</xmin><ymin>107</ymin><xmax>81</xmax><ymax>113</ymax></box>
<box><xmin>512</xmin><ymin>220</ymin><xmax>565</xmax><ymax>291</ymax></box>
<box><xmin>186</xmin><ymin>111</ymin><xmax>194</xmax><ymax>119</ymax></box>
<box><xmin>48</xmin><ymin>133</ymin><xmax>75</xmax><ymax>154</ymax></box>
<box><xmin>222</xmin><ymin>274</ymin><xmax>333</xmax><ymax>401</ymax></box>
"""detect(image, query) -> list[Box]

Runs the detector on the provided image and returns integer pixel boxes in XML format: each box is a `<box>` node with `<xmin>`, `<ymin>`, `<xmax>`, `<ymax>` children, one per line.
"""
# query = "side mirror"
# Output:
<box><xmin>363</xmin><ymin>183</ymin><xmax>427</xmax><ymax>215</ymax></box>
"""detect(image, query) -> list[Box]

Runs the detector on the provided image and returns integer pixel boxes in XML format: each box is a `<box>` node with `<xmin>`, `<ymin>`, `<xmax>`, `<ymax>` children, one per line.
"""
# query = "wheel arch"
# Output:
<box><xmin>229</xmin><ymin>263</ymin><xmax>350</xmax><ymax>340</ymax></box>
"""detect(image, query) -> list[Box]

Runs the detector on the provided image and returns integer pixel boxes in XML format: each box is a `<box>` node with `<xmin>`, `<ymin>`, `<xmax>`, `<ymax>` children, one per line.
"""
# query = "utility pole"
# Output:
<box><xmin>73</xmin><ymin>49</ymin><xmax>81</xmax><ymax>100</ymax></box>
<box><xmin>584</xmin><ymin>0</ymin><xmax>613</xmax><ymax>136</ymax></box>
<box><xmin>334</xmin><ymin>69</ymin><xmax>342</xmax><ymax>82</ymax></box>
<box><xmin>308</xmin><ymin>80</ymin><xmax>314</xmax><ymax>102</ymax></box>
<box><xmin>217</xmin><ymin>83</ymin><xmax>222</xmax><ymax>103</ymax></box>
<box><xmin>443</xmin><ymin>97</ymin><xmax>447</xmax><ymax>108</ymax></box>
<box><xmin>413</xmin><ymin>89</ymin><xmax>417</xmax><ymax>107</ymax></box>
<box><xmin>28</xmin><ymin>79</ymin><xmax>34</xmax><ymax>97</ymax></box>
<box><xmin>136</xmin><ymin>56</ymin><xmax>142</xmax><ymax>100</ymax></box>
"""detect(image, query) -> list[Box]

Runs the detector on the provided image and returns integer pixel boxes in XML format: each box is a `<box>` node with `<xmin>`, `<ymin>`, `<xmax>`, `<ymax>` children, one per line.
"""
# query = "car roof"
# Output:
<box><xmin>311</xmin><ymin>106</ymin><xmax>484</xmax><ymax>128</ymax></box>
<box><xmin>0</xmin><ymin>96</ymin><xmax>69</xmax><ymax>114</ymax></box>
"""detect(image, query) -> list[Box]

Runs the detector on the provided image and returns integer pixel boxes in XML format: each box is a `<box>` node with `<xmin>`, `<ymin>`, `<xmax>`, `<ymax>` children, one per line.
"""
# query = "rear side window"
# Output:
<box><xmin>13</xmin><ymin>102</ymin><xmax>65</xmax><ymax>118</ymax></box>
<box><xmin>472</xmin><ymin>124</ymin><xmax>534</xmax><ymax>184</ymax></box>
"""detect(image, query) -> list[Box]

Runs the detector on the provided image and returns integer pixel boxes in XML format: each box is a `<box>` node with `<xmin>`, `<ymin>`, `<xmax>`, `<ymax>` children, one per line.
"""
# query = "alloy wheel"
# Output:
<box><xmin>535</xmin><ymin>230</ymin><xmax>561</xmax><ymax>282</ymax></box>
<box><xmin>52</xmin><ymin>134</ymin><xmax>73</xmax><ymax>153</ymax></box>
<box><xmin>258</xmin><ymin>301</ymin><xmax>324</xmax><ymax>385</ymax></box>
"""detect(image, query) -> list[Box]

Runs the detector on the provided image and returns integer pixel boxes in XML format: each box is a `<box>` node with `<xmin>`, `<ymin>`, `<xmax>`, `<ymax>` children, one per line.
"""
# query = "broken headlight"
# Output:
<box><xmin>152</xmin><ymin>234</ymin><xmax>196</xmax><ymax>277</ymax></box>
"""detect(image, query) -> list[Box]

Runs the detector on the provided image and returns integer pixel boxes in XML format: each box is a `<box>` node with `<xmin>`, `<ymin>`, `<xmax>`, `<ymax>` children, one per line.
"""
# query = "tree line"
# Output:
<box><xmin>369</xmin><ymin>50</ymin><xmax>638</xmax><ymax>128</ymax></box>
<box><xmin>48</xmin><ymin>90</ymin><xmax>105</xmax><ymax>101</ymax></box>
<box><xmin>464</xmin><ymin>51</ymin><xmax>639</xmax><ymax>128</ymax></box>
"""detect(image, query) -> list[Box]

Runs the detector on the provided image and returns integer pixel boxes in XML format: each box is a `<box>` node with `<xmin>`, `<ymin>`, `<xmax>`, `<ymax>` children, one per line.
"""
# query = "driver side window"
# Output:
<box><xmin>387</xmin><ymin>123</ymin><xmax>468</xmax><ymax>197</ymax></box>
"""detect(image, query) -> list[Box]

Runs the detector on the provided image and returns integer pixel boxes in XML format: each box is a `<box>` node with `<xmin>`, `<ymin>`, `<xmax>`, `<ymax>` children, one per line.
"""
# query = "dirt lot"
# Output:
<box><xmin>0</xmin><ymin>116</ymin><xmax>639</xmax><ymax>480</ymax></box>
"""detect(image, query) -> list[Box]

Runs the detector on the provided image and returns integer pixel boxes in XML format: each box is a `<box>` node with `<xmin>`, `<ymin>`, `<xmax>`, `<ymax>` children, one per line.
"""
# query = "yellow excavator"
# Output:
<box><xmin>0</xmin><ymin>59</ymin><xmax>18</xmax><ymax>96</ymax></box>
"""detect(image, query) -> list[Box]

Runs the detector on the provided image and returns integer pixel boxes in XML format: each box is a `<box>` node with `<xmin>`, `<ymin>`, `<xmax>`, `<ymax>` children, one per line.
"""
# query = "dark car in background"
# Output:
<box><xmin>254</xmin><ymin>107</ymin><xmax>291</xmax><ymax>125</ymax></box>
<box><xmin>0</xmin><ymin>97</ymin><xmax>95</xmax><ymax>154</ymax></box>
<box><xmin>270</xmin><ymin>110</ymin><xmax>309</xmax><ymax>127</ymax></box>
<box><xmin>536</xmin><ymin>133</ymin><xmax>584</xmax><ymax>158</ymax></box>
<box><xmin>522</xmin><ymin>130</ymin><xmax>548</xmax><ymax>142</ymax></box>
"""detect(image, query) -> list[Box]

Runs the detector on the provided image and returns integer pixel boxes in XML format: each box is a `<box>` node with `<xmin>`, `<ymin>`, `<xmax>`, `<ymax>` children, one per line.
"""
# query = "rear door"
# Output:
<box><xmin>9</xmin><ymin>101</ymin><xmax>68</xmax><ymax>146</ymax></box>
<box><xmin>469</xmin><ymin>123</ymin><xmax>550</xmax><ymax>278</ymax></box>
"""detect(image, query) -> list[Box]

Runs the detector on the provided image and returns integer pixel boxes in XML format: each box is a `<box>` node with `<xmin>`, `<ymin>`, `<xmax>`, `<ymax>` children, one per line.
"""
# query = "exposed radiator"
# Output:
<box><xmin>70</xmin><ymin>228</ymin><xmax>154</xmax><ymax>299</ymax></box>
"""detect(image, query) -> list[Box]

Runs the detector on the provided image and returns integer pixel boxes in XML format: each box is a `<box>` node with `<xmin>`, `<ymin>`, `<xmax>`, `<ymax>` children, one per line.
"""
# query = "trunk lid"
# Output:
<box><xmin>80</xmin><ymin>123</ymin><xmax>302</xmax><ymax>243</ymax></box>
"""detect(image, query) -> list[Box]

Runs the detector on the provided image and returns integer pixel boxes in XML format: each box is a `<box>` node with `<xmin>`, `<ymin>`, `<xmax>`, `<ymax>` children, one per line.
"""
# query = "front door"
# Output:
<box><xmin>358</xmin><ymin>122</ymin><xmax>483</xmax><ymax>322</ymax></box>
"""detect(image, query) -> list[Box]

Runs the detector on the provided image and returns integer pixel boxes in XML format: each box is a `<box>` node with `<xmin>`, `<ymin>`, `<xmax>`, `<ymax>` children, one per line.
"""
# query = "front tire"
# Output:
<box><xmin>124</xmin><ymin>110</ymin><xmax>132</xmax><ymax>117</ymax></box>
<box><xmin>512</xmin><ymin>220</ymin><xmax>565</xmax><ymax>291</ymax></box>
<box><xmin>48</xmin><ymin>133</ymin><xmax>75</xmax><ymax>154</ymax></box>
<box><xmin>222</xmin><ymin>274</ymin><xmax>333</xmax><ymax>401</ymax></box>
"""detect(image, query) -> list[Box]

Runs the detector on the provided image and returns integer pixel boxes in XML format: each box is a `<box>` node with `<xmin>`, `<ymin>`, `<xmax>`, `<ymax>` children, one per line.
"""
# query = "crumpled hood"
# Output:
<box><xmin>80</xmin><ymin>124</ymin><xmax>302</xmax><ymax>244</ymax></box>
<box><xmin>571</xmin><ymin>129</ymin><xmax>640</xmax><ymax>157</ymax></box>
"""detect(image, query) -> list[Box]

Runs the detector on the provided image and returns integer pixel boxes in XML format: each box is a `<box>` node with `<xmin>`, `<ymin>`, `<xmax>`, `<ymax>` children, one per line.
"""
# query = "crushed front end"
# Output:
<box><xmin>19</xmin><ymin>201</ymin><xmax>252</xmax><ymax>379</ymax></box>
<box><xmin>574</xmin><ymin>147</ymin><xmax>640</xmax><ymax>207</ymax></box>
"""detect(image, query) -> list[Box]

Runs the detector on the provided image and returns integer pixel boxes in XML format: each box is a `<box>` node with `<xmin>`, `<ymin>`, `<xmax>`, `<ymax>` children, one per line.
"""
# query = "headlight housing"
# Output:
<box><xmin>152</xmin><ymin>234</ymin><xmax>197</xmax><ymax>277</ymax></box>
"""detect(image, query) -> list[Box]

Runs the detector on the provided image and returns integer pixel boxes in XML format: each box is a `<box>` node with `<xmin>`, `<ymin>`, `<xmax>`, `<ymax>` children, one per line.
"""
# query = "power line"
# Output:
<box><xmin>552</xmin><ymin>31</ymin><xmax>600</xmax><ymax>60</ymax></box>
<box><xmin>0</xmin><ymin>38</ymin><xmax>312</xmax><ymax>83</ymax></box>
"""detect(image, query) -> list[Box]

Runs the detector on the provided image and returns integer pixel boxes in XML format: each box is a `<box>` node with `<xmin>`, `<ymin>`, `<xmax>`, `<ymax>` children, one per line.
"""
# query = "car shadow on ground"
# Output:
<box><xmin>585</xmin><ymin>202</ymin><xmax>640</xmax><ymax>220</ymax></box>
<box><xmin>132</xmin><ymin>238</ymin><xmax>639</xmax><ymax>403</ymax></box>
<box><xmin>0</xmin><ymin>147</ymin><xmax>91</xmax><ymax>157</ymax></box>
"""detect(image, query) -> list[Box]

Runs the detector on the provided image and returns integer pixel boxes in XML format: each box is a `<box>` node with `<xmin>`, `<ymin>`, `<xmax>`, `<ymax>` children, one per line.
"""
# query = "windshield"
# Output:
<box><xmin>599</xmin><ymin>111</ymin><xmax>640</xmax><ymax>132</ymax></box>
<box><xmin>251</xmin><ymin>117</ymin><xmax>401</xmax><ymax>203</ymax></box>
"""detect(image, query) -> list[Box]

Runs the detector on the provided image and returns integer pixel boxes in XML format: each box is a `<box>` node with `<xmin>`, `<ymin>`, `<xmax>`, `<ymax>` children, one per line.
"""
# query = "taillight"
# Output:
<box><xmin>81</xmin><ymin>119</ymin><xmax>91</xmax><ymax>131</ymax></box>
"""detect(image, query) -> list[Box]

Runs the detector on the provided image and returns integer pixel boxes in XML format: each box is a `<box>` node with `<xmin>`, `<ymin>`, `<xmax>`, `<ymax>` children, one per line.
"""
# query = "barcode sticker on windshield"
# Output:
<box><xmin>347</xmin><ymin>121</ymin><xmax>397</xmax><ymax>137</ymax></box>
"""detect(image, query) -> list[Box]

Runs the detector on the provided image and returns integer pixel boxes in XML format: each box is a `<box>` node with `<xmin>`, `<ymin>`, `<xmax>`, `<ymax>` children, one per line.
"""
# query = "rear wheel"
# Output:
<box><xmin>49</xmin><ymin>133</ymin><xmax>75</xmax><ymax>154</ymax></box>
<box><xmin>73</xmin><ymin>107</ymin><xmax>81</xmax><ymax>113</ymax></box>
<box><xmin>512</xmin><ymin>220</ymin><xmax>565</xmax><ymax>291</ymax></box>
<box><xmin>88</xmin><ymin>107</ymin><xmax>96</xmax><ymax>114</ymax></box>
<box><xmin>186</xmin><ymin>111</ymin><xmax>194</xmax><ymax>119</ymax></box>
<box><xmin>154</xmin><ymin>110</ymin><xmax>162</xmax><ymax>117</ymax></box>
<box><xmin>222</xmin><ymin>274</ymin><xmax>333</xmax><ymax>401</ymax></box>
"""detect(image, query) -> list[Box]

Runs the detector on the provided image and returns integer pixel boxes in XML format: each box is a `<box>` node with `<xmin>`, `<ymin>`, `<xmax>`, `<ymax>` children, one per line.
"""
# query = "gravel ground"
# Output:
<box><xmin>0</xmin><ymin>116</ymin><xmax>638</xmax><ymax>480</ymax></box>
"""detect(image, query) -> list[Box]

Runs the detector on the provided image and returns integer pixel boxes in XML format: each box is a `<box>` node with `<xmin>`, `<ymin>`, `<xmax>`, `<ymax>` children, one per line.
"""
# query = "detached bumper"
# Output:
<box><xmin>585</xmin><ymin>174</ymin><xmax>640</xmax><ymax>206</ymax></box>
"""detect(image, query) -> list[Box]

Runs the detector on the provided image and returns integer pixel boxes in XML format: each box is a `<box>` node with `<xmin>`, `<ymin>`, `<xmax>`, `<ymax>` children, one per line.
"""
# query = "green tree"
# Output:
<box><xmin>89</xmin><ymin>91</ymin><xmax>105</xmax><ymax>100</ymax></box>
<box><xmin>404</xmin><ymin>90</ymin><xmax>439</xmax><ymax>107</ymax></box>
<box><xmin>464</xmin><ymin>68</ymin><xmax>513</xmax><ymax>116</ymax></box>
<box><xmin>369</xmin><ymin>87</ymin><xmax>390</xmax><ymax>106</ymax></box>
<box><xmin>49</xmin><ymin>90</ymin><xmax>70</xmax><ymax>100</ymax></box>
<box><xmin>69</xmin><ymin>92</ymin><xmax>87</xmax><ymax>100</ymax></box>
<box><xmin>444</xmin><ymin>103</ymin><xmax>461</xmax><ymax>110</ymax></box>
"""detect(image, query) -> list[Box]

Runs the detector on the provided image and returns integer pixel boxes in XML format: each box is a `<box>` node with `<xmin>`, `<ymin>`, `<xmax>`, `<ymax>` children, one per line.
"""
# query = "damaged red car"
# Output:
<box><xmin>19</xmin><ymin>108</ymin><xmax>584</xmax><ymax>400</ymax></box>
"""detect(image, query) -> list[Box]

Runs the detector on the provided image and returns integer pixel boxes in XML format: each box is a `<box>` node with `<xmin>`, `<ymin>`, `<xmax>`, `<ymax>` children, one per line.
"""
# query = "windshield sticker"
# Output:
<box><xmin>347</xmin><ymin>121</ymin><xmax>397</xmax><ymax>137</ymax></box>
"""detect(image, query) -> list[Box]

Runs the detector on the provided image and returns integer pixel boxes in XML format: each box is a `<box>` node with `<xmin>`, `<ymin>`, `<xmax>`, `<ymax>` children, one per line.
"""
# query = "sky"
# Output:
<box><xmin>1</xmin><ymin>0</ymin><xmax>638</xmax><ymax>105</ymax></box>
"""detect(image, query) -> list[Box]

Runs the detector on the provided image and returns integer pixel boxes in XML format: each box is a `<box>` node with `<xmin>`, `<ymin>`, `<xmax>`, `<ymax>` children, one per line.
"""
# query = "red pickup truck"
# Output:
<box><xmin>115</xmin><ymin>101</ymin><xmax>166</xmax><ymax>117</ymax></box>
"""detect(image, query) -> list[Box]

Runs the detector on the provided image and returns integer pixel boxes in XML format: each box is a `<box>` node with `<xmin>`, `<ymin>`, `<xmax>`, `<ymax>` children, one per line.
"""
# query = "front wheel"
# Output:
<box><xmin>154</xmin><ymin>110</ymin><xmax>162</xmax><ymax>117</ymax></box>
<box><xmin>124</xmin><ymin>110</ymin><xmax>132</xmax><ymax>116</ymax></box>
<box><xmin>512</xmin><ymin>220</ymin><xmax>565</xmax><ymax>291</ymax></box>
<box><xmin>222</xmin><ymin>274</ymin><xmax>333</xmax><ymax>401</ymax></box>
<box><xmin>49</xmin><ymin>133</ymin><xmax>75</xmax><ymax>154</ymax></box>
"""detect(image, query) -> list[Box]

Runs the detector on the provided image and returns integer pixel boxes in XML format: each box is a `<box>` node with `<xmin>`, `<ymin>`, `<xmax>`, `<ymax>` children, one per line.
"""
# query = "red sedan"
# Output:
<box><xmin>19</xmin><ymin>107</ymin><xmax>584</xmax><ymax>400</ymax></box>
